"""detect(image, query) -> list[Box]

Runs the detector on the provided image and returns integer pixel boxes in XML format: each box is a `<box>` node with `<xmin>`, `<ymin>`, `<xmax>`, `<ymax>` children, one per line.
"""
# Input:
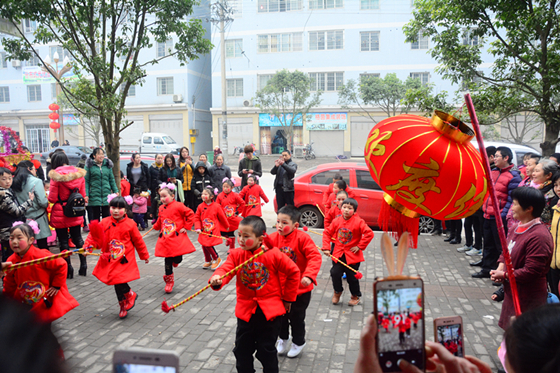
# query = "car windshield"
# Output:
<box><xmin>162</xmin><ymin>136</ymin><xmax>176</xmax><ymax>144</ymax></box>
<box><xmin>77</xmin><ymin>146</ymin><xmax>92</xmax><ymax>154</ymax></box>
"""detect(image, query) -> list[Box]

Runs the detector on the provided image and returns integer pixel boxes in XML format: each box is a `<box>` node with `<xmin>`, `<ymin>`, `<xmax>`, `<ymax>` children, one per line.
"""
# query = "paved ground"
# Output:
<box><xmin>49</xmin><ymin>156</ymin><xmax>504</xmax><ymax>372</ymax></box>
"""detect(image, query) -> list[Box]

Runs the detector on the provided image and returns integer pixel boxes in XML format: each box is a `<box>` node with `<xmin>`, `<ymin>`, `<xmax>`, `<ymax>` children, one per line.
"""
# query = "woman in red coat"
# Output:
<box><xmin>3</xmin><ymin>223</ymin><xmax>79</xmax><ymax>324</ymax></box>
<box><xmin>195</xmin><ymin>187</ymin><xmax>229</xmax><ymax>271</ymax></box>
<box><xmin>216</xmin><ymin>179</ymin><xmax>245</xmax><ymax>251</ymax></box>
<box><xmin>47</xmin><ymin>152</ymin><xmax>86</xmax><ymax>279</ymax></box>
<box><xmin>239</xmin><ymin>175</ymin><xmax>268</xmax><ymax>217</ymax></box>
<box><xmin>153</xmin><ymin>183</ymin><xmax>196</xmax><ymax>293</ymax></box>
<box><xmin>84</xmin><ymin>196</ymin><xmax>150</xmax><ymax>319</ymax></box>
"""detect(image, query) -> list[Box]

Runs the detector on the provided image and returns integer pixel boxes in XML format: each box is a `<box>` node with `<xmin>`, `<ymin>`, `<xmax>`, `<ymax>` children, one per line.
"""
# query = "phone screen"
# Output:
<box><xmin>114</xmin><ymin>363</ymin><xmax>176</xmax><ymax>373</ymax></box>
<box><xmin>376</xmin><ymin>285</ymin><xmax>424</xmax><ymax>372</ymax></box>
<box><xmin>436</xmin><ymin>323</ymin><xmax>464</xmax><ymax>357</ymax></box>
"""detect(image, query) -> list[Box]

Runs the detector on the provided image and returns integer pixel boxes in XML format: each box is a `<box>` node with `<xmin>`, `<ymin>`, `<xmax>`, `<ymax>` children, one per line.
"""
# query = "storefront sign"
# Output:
<box><xmin>22</xmin><ymin>65</ymin><xmax>76</xmax><ymax>84</ymax></box>
<box><xmin>305</xmin><ymin>112</ymin><xmax>347</xmax><ymax>130</ymax></box>
<box><xmin>259</xmin><ymin>113</ymin><xmax>303</xmax><ymax>127</ymax></box>
<box><xmin>62</xmin><ymin>114</ymin><xmax>79</xmax><ymax>126</ymax></box>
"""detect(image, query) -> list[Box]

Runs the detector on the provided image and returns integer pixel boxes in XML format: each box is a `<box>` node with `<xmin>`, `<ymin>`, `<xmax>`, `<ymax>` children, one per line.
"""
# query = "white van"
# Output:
<box><xmin>140</xmin><ymin>133</ymin><xmax>180</xmax><ymax>154</ymax></box>
<box><xmin>470</xmin><ymin>140</ymin><xmax>541</xmax><ymax>167</ymax></box>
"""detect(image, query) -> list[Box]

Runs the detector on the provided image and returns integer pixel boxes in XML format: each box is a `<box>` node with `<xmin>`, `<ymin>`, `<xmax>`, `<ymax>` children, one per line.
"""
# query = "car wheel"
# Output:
<box><xmin>418</xmin><ymin>216</ymin><xmax>435</xmax><ymax>234</ymax></box>
<box><xmin>299</xmin><ymin>206</ymin><xmax>324</xmax><ymax>229</ymax></box>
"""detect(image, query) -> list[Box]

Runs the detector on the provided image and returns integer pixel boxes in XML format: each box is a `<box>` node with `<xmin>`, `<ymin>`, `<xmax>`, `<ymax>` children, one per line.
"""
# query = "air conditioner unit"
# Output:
<box><xmin>172</xmin><ymin>94</ymin><xmax>183</xmax><ymax>103</ymax></box>
<box><xmin>11</xmin><ymin>60</ymin><xmax>21</xmax><ymax>68</ymax></box>
<box><xmin>243</xmin><ymin>99</ymin><xmax>252</xmax><ymax>107</ymax></box>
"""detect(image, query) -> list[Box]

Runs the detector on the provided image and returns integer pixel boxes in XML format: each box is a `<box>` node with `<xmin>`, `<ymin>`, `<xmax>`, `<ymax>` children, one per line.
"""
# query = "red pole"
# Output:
<box><xmin>464</xmin><ymin>93</ymin><xmax>521</xmax><ymax>316</ymax></box>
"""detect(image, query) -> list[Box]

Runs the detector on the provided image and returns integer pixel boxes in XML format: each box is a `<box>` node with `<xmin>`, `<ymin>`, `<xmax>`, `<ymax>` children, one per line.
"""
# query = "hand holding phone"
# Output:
<box><xmin>433</xmin><ymin>316</ymin><xmax>464</xmax><ymax>357</ymax></box>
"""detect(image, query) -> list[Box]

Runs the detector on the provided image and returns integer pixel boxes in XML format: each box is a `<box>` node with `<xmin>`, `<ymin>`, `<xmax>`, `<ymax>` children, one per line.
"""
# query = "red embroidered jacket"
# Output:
<box><xmin>85</xmin><ymin>216</ymin><xmax>150</xmax><ymax>285</ymax></box>
<box><xmin>269</xmin><ymin>229</ymin><xmax>322</xmax><ymax>296</ymax></box>
<box><xmin>216</xmin><ymin>191</ymin><xmax>245</xmax><ymax>231</ymax></box>
<box><xmin>239</xmin><ymin>184</ymin><xmax>269</xmax><ymax>217</ymax></box>
<box><xmin>322</xmin><ymin>214</ymin><xmax>373</xmax><ymax>264</ymax></box>
<box><xmin>4</xmin><ymin>245</ymin><xmax>79</xmax><ymax>323</ymax></box>
<box><xmin>324</xmin><ymin>205</ymin><xmax>343</xmax><ymax>229</ymax></box>
<box><xmin>195</xmin><ymin>201</ymin><xmax>229</xmax><ymax>246</ymax></box>
<box><xmin>211</xmin><ymin>247</ymin><xmax>300</xmax><ymax>322</ymax></box>
<box><xmin>154</xmin><ymin>200</ymin><xmax>196</xmax><ymax>257</ymax></box>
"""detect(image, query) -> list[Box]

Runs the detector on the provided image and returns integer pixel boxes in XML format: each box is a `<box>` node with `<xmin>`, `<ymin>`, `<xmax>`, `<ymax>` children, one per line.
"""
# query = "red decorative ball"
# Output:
<box><xmin>48</xmin><ymin>103</ymin><xmax>60</xmax><ymax>111</ymax></box>
<box><xmin>302</xmin><ymin>226</ymin><xmax>308</xmax><ymax>231</ymax></box>
<box><xmin>49</xmin><ymin>121</ymin><xmax>60</xmax><ymax>130</ymax></box>
<box><xmin>355</xmin><ymin>272</ymin><xmax>363</xmax><ymax>280</ymax></box>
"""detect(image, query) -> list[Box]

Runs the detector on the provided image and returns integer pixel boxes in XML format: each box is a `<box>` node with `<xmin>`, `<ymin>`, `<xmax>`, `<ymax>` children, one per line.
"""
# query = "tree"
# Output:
<box><xmin>254</xmin><ymin>69</ymin><xmax>322</xmax><ymax>152</ymax></box>
<box><xmin>1</xmin><ymin>0</ymin><xmax>212</xmax><ymax>178</ymax></box>
<box><xmin>338</xmin><ymin>73</ymin><xmax>422</xmax><ymax>123</ymax></box>
<box><xmin>66</xmin><ymin>117</ymin><xmax>103</xmax><ymax>147</ymax></box>
<box><xmin>403</xmin><ymin>0</ymin><xmax>560</xmax><ymax>155</ymax></box>
<box><xmin>402</xmin><ymin>82</ymin><xmax>456</xmax><ymax>117</ymax></box>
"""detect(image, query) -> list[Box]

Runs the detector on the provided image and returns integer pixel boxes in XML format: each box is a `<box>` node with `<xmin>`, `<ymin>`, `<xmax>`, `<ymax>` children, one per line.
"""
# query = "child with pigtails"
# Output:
<box><xmin>216</xmin><ymin>177</ymin><xmax>245</xmax><ymax>252</ymax></box>
<box><xmin>195</xmin><ymin>186</ymin><xmax>229</xmax><ymax>270</ymax></box>
<box><xmin>239</xmin><ymin>174</ymin><xmax>268</xmax><ymax>217</ymax></box>
<box><xmin>153</xmin><ymin>182</ymin><xmax>196</xmax><ymax>294</ymax></box>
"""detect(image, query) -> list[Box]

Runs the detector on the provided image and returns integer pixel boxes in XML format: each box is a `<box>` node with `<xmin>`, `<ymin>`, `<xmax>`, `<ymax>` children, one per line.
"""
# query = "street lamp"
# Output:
<box><xmin>42</xmin><ymin>51</ymin><xmax>72</xmax><ymax>144</ymax></box>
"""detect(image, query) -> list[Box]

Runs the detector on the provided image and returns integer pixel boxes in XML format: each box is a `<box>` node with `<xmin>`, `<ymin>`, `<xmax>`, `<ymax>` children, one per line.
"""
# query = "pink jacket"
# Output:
<box><xmin>48</xmin><ymin>166</ymin><xmax>86</xmax><ymax>229</ymax></box>
<box><xmin>132</xmin><ymin>195</ymin><xmax>148</xmax><ymax>213</ymax></box>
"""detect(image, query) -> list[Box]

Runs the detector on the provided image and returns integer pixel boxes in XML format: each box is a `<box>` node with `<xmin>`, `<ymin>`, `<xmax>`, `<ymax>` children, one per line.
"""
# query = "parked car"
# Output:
<box><xmin>140</xmin><ymin>133</ymin><xmax>181</xmax><ymax>154</ymax></box>
<box><xmin>40</xmin><ymin>146</ymin><xmax>92</xmax><ymax>165</ymax></box>
<box><xmin>470</xmin><ymin>141</ymin><xmax>541</xmax><ymax>167</ymax></box>
<box><xmin>273</xmin><ymin>162</ymin><xmax>437</xmax><ymax>232</ymax></box>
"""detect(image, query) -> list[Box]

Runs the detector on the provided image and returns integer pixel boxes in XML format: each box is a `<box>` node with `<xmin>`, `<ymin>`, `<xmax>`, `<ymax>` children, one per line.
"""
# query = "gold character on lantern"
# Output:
<box><xmin>386</xmin><ymin>158</ymin><xmax>441</xmax><ymax>214</ymax></box>
<box><xmin>445</xmin><ymin>178</ymin><xmax>487</xmax><ymax>219</ymax></box>
<box><xmin>365</xmin><ymin>129</ymin><xmax>392</xmax><ymax>178</ymax></box>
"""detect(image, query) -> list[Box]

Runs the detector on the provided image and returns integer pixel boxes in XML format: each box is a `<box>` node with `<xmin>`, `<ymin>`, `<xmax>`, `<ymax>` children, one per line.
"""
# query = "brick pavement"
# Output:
<box><xmin>56</xmin><ymin>231</ymin><xmax>504</xmax><ymax>373</ymax></box>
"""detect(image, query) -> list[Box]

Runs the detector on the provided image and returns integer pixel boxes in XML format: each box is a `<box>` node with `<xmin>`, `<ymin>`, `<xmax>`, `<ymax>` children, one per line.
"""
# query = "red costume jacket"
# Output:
<box><xmin>211</xmin><ymin>247</ymin><xmax>300</xmax><ymax>322</ymax></box>
<box><xmin>216</xmin><ymin>191</ymin><xmax>245</xmax><ymax>231</ymax></box>
<box><xmin>154</xmin><ymin>200</ymin><xmax>196</xmax><ymax>257</ymax></box>
<box><xmin>4</xmin><ymin>245</ymin><xmax>79</xmax><ymax>323</ymax></box>
<box><xmin>195</xmin><ymin>201</ymin><xmax>229</xmax><ymax>246</ymax></box>
<box><xmin>85</xmin><ymin>216</ymin><xmax>150</xmax><ymax>285</ymax></box>
<box><xmin>322</xmin><ymin>184</ymin><xmax>356</xmax><ymax>210</ymax></box>
<box><xmin>396</xmin><ymin>318</ymin><xmax>407</xmax><ymax>333</ymax></box>
<box><xmin>48</xmin><ymin>166</ymin><xmax>86</xmax><ymax>229</ymax></box>
<box><xmin>239</xmin><ymin>184</ymin><xmax>269</xmax><ymax>217</ymax></box>
<box><xmin>322</xmin><ymin>214</ymin><xmax>374</xmax><ymax>264</ymax></box>
<box><xmin>269</xmin><ymin>229</ymin><xmax>322</xmax><ymax>296</ymax></box>
<box><xmin>382</xmin><ymin>318</ymin><xmax>390</xmax><ymax>329</ymax></box>
<box><xmin>324</xmin><ymin>205</ymin><xmax>343</xmax><ymax>229</ymax></box>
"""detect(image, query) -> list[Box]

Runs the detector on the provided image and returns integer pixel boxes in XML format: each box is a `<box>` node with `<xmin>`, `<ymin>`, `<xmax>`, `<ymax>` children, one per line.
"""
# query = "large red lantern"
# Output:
<box><xmin>365</xmin><ymin>111</ymin><xmax>488</xmax><ymax>247</ymax></box>
<box><xmin>48</xmin><ymin>103</ymin><xmax>60</xmax><ymax>111</ymax></box>
<box><xmin>48</xmin><ymin>112</ymin><xmax>59</xmax><ymax>120</ymax></box>
<box><xmin>50</xmin><ymin>121</ymin><xmax>60</xmax><ymax>130</ymax></box>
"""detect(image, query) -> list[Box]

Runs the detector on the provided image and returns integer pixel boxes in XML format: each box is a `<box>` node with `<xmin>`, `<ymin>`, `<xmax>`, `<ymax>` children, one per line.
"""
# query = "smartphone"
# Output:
<box><xmin>113</xmin><ymin>348</ymin><xmax>180</xmax><ymax>373</ymax></box>
<box><xmin>374</xmin><ymin>278</ymin><xmax>425</xmax><ymax>372</ymax></box>
<box><xmin>433</xmin><ymin>316</ymin><xmax>464</xmax><ymax>357</ymax></box>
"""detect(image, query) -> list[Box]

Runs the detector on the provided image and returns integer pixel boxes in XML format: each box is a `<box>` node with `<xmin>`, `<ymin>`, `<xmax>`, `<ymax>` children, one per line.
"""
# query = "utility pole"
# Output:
<box><xmin>211</xmin><ymin>1</ymin><xmax>233</xmax><ymax>163</ymax></box>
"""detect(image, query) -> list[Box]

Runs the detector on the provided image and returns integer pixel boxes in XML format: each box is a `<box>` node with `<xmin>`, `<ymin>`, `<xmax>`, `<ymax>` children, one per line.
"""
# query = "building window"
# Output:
<box><xmin>157</xmin><ymin>77</ymin><xmax>174</xmax><ymax>95</ymax></box>
<box><xmin>22</xmin><ymin>19</ymin><xmax>36</xmax><ymax>33</ymax></box>
<box><xmin>227</xmin><ymin>79</ymin><xmax>243</xmax><ymax>97</ymax></box>
<box><xmin>462</xmin><ymin>28</ymin><xmax>479</xmax><ymax>46</ymax></box>
<box><xmin>258</xmin><ymin>0</ymin><xmax>303</xmax><ymax>12</ymax></box>
<box><xmin>360</xmin><ymin>0</ymin><xmax>379</xmax><ymax>9</ymax></box>
<box><xmin>309</xmin><ymin>72</ymin><xmax>344</xmax><ymax>91</ymax></box>
<box><xmin>309</xmin><ymin>0</ymin><xmax>343</xmax><ymax>9</ymax></box>
<box><xmin>157</xmin><ymin>39</ymin><xmax>173</xmax><ymax>58</ymax></box>
<box><xmin>359</xmin><ymin>73</ymin><xmax>380</xmax><ymax>81</ymax></box>
<box><xmin>51</xmin><ymin>83</ymin><xmax>57</xmax><ymax>99</ymax></box>
<box><xmin>257</xmin><ymin>74</ymin><xmax>274</xmax><ymax>91</ymax></box>
<box><xmin>27</xmin><ymin>85</ymin><xmax>42</xmax><ymax>102</ymax></box>
<box><xmin>49</xmin><ymin>46</ymin><xmax>72</xmax><ymax>62</ymax></box>
<box><xmin>462</xmin><ymin>71</ymin><xmax>483</xmax><ymax>90</ymax></box>
<box><xmin>0</xmin><ymin>87</ymin><xmax>9</xmax><ymax>103</ymax></box>
<box><xmin>411</xmin><ymin>31</ymin><xmax>429</xmax><ymax>49</ymax></box>
<box><xmin>309</xmin><ymin>30</ymin><xmax>343</xmax><ymax>51</ymax></box>
<box><xmin>360</xmin><ymin>31</ymin><xmax>380</xmax><ymax>51</ymax></box>
<box><xmin>409</xmin><ymin>72</ymin><xmax>429</xmax><ymax>85</ymax></box>
<box><xmin>121</xmin><ymin>85</ymin><xmax>136</xmax><ymax>97</ymax></box>
<box><xmin>258</xmin><ymin>33</ymin><xmax>303</xmax><ymax>53</ymax></box>
<box><xmin>230</xmin><ymin>0</ymin><xmax>243</xmax><ymax>16</ymax></box>
<box><xmin>226</xmin><ymin>39</ymin><xmax>243</xmax><ymax>58</ymax></box>
<box><xmin>27</xmin><ymin>50</ymin><xmax>40</xmax><ymax>67</ymax></box>
<box><xmin>0</xmin><ymin>52</ymin><xmax>7</xmax><ymax>69</ymax></box>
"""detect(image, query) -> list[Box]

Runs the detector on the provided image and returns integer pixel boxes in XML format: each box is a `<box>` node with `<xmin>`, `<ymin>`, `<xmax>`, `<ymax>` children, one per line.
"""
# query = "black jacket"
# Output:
<box><xmin>126</xmin><ymin>161</ymin><xmax>151</xmax><ymax>192</ymax></box>
<box><xmin>208</xmin><ymin>164</ymin><xmax>232</xmax><ymax>193</ymax></box>
<box><xmin>191</xmin><ymin>161</ymin><xmax>213</xmax><ymax>198</ymax></box>
<box><xmin>271</xmin><ymin>158</ymin><xmax>297</xmax><ymax>192</ymax></box>
<box><xmin>149</xmin><ymin>164</ymin><xmax>166</xmax><ymax>193</ymax></box>
<box><xmin>238</xmin><ymin>155</ymin><xmax>262</xmax><ymax>188</ymax></box>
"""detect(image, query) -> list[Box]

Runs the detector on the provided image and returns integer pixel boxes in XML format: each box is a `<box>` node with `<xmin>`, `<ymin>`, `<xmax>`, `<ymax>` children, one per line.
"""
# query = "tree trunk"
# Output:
<box><xmin>541</xmin><ymin>116</ymin><xmax>560</xmax><ymax>156</ymax></box>
<box><xmin>104</xmin><ymin>119</ymin><xmax>122</xmax><ymax>193</ymax></box>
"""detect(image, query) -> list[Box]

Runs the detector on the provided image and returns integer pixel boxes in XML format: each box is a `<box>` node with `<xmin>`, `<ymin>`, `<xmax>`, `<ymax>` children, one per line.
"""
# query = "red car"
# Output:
<box><xmin>274</xmin><ymin>162</ymin><xmax>436</xmax><ymax>233</ymax></box>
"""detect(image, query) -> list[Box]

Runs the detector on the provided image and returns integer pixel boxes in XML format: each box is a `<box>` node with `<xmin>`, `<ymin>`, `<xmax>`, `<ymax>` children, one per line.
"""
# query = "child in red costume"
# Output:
<box><xmin>84</xmin><ymin>196</ymin><xmax>149</xmax><ymax>319</ymax></box>
<box><xmin>396</xmin><ymin>314</ymin><xmax>407</xmax><ymax>344</ymax></box>
<box><xmin>323</xmin><ymin>179</ymin><xmax>356</xmax><ymax>211</ymax></box>
<box><xmin>322</xmin><ymin>198</ymin><xmax>373</xmax><ymax>306</ymax></box>
<box><xmin>382</xmin><ymin>317</ymin><xmax>391</xmax><ymax>333</ymax></box>
<box><xmin>324</xmin><ymin>190</ymin><xmax>348</xmax><ymax>230</ymax></box>
<box><xmin>239</xmin><ymin>175</ymin><xmax>269</xmax><ymax>217</ymax></box>
<box><xmin>216</xmin><ymin>178</ymin><xmax>244</xmax><ymax>252</ymax></box>
<box><xmin>269</xmin><ymin>205</ymin><xmax>322</xmax><ymax>358</ymax></box>
<box><xmin>209</xmin><ymin>216</ymin><xmax>300</xmax><ymax>373</ymax></box>
<box><xmin>3</xmin><ymin>222</ymin><xmax>79</xmax><ymax>323</ymax></box>
<box><xmin>153</xmin><ymin>183</ymin><xmax>195</xmax><ymax>293</ymax></box>
<box><xmin>195</xmin><ymin>187</ymin><xmax>229</xmax><ymax>270</ymax></box>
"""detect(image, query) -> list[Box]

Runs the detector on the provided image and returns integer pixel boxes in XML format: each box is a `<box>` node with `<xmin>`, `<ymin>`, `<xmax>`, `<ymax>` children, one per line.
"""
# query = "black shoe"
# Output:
<box><xmin>431</xmin><ymin>230</ymin><xmax>442</xmax><ymax>236</ymax></box>
<box><xmin>492</xmin><ymin>287</ymin><xmax>505</xmax><ymax>302</ymax></box>
<box><xmin>78</xmin><ymin>254</ymin><xmax>87</xmax><ymax>276</ymax></box>
<box><xmin>472</xmin><ymin>271</ymin><xmax>490</xmax><ymax>279</ymax></box>
<box><xmin>449</xmin><ymin>239</ymin><xmax>461</xmax><ymax>244</ymax></box>
<box><xmin>443</xmin><ymin>236</ymin><xmax>454</xmax><ymax>242</ymax></box>
<box><xmin>492</xmin><ymin>281</ymin><xmax>502</xmax><ymax>286</ymax></box>
<box><xmin>469</xmin><ymin>259</ymin><xmax>483</xmax><ymax>267</ymax></box>
<box><xmin>65</xmin><ymin>258</ymin><xmax>74</xmax><ymax>279</ymax></box>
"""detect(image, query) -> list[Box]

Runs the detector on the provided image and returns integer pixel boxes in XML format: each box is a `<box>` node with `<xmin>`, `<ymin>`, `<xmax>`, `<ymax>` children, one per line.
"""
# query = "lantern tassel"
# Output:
<box><xmin>379</xmin><ymin>196</ymin><xmax>419</xmax><ymax>249</ymax></box>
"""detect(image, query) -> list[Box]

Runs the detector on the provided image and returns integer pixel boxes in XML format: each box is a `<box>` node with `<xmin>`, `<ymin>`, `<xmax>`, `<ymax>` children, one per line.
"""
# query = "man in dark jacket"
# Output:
<box><xmin>473</xmin><ymin>146</ymin><xmax>521</xmax><ymax>279</ymax></box>
<box><xmin>238</xmin><ymin>145</ymin><xmax>262</xmax><ymax>188</ymax></box>
<box><xmin>271</xmin><ymin>150</ymin><xmax>297</xmax><ymax>208</ymax></box>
